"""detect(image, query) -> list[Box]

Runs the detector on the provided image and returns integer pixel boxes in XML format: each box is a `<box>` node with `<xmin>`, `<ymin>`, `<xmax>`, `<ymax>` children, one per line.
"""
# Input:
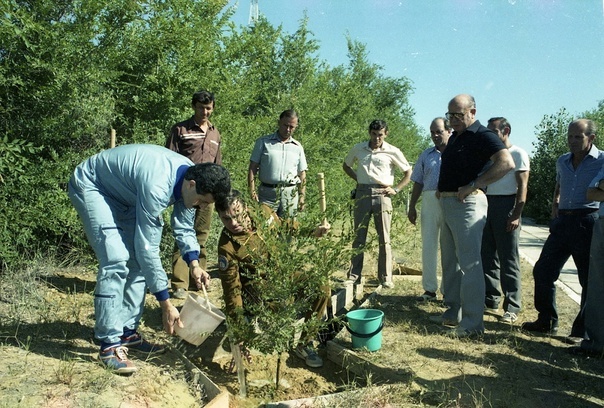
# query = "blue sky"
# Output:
<box><xmin>226</xmin><ymin>1</ymin><xmax>604</xmax><ymax>156</ymax></box>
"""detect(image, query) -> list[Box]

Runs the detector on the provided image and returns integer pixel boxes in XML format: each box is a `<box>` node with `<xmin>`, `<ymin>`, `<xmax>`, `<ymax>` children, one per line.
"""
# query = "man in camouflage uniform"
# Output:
<box><xmin>216</xmin><ymin>190</ymin><xmax>329</xmax><ymax>368</ymax></box>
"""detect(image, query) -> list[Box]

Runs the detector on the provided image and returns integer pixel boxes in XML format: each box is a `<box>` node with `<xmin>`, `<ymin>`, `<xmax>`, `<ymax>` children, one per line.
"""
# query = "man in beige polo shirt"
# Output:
<box><xmin>343</xmin><ymin>119</ymin><xmax>412</xmax><ymax>288</ymax></box>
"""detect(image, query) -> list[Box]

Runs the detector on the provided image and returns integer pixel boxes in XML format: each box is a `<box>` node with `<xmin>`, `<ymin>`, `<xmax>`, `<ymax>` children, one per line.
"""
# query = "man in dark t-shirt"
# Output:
<box><xmin>430</xmin><ymin>94</ymin><xmax>514</xmax><ymax>337</ymax></box>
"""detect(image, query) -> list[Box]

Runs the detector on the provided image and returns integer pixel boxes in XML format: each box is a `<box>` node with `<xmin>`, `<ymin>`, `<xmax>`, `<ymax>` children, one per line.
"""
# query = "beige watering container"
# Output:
<box><xmin>175</xmin><ymin>293</ymin><xmax>226</xmax><ymax>346</ymax></box>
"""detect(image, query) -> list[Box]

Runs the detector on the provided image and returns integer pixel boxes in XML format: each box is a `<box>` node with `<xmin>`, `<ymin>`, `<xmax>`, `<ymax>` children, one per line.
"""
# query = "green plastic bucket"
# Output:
<box><xmin>346</xmin><ymin>309</ymin><xmax>384</xmax><ymax>352</ymax></box>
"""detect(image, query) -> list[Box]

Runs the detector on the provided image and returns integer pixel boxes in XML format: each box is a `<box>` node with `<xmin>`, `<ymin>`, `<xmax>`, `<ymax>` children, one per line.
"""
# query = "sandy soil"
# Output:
<box><xmin>1</xmin><ymin>252</ymin><xmax>603</xmax><ymax>407</ymax></box>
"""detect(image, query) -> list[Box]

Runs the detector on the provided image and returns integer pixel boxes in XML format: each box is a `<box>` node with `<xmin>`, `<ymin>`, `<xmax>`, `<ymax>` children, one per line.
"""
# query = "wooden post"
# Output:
<box><xmin>230</xmin><ymin>342</ymin><xmax>247</xmax><ymax>397</ymax></box>
<box><xmin>317</xmin><ymin>173</ymin><xmax>327</xmax><ymax>225</ymax></box>
<box><xmin>110</xmin><ymin>128</ymin><xmax>116</xmax><ymax>148</ymax></box>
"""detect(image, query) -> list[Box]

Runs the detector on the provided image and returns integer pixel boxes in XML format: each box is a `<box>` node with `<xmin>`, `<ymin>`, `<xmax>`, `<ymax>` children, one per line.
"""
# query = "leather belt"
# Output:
<box><xmin>439</xmin><ymin>190</ymin><xmax>484</xmax><ymax>197</ymax></box>
<box><xmin>558</xmin><ymin>208</ymin><xmax>598</xmax><ymax>216</ymax></box>
<box><xmin>261</xmin><ymin>182</ymin><xmax>296</xmax><ymax>188</ymax></box>
<box><xmin>357</xmin><ymin>184</ymin><xmax>385</xmax><ymax>188</ymax></box>
<box><xmin>487</xmin><ymin>194</ymin><xmax>517</xmax><ymax>198</ymax></box>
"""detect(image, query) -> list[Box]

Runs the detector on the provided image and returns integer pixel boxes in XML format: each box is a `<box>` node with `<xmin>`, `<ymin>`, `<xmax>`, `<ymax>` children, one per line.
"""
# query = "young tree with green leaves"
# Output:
<box><xmin>525</xmin><ymin>108</ymin><xmax>574</xmax><ymax>223</ymax></box>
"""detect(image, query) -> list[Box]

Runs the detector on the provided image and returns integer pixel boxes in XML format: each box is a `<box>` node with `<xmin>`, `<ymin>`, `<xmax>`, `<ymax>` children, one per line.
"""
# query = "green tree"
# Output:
<box><xmin>0</xmin><ymin>0</ymin><xmax>423</xmax><ymax>270</ymax></box>
<box><xmin>525</xmin><ymin>108</ymin><xmax>573</xmax><ymax>223</ymax></box>
<box><xmin>583</xmin><ymin>100</ymin><xmax>604</xmax><ymax>131</ymax></box>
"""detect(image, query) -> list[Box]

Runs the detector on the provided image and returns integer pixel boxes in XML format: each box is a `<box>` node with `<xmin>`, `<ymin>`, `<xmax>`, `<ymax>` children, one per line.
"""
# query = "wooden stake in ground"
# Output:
<box><xmin>230</xmin><ymin>342</ymin><xmax>247</xmax><ymax>398</ymax></box>
<box><xmin>110</xmin><ymin>128</ymin><xmax>116</xmax><ymax>148</ymax></box>
<box><xmin>317</xmin><ymin>172</ymin><xmax>328</xmax><ymax>227</ymax></box>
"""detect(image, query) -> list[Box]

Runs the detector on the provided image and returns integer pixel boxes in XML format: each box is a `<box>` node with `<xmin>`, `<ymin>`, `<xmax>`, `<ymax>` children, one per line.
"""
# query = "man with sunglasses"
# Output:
<box><xmin>430</xmin><ymin>94</ymin><xmax>514</xmax><ymax>337</ymax></box>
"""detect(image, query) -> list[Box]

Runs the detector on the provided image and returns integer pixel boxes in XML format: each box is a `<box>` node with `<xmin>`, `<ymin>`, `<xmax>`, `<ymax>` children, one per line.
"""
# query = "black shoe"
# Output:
<box><xmin>521</xmin><ymin>320</ymin><xmax>558</xmax><ymax>334</ymax></box>
<box><xmin>567</xmin><ymin>346</ymin><xmax>603</xmax><ymax>358</ymax></box>
<box><xmin>417</xmin><ymin>291</ymin><xmax>437</xmax><ymax>302</ymax></box>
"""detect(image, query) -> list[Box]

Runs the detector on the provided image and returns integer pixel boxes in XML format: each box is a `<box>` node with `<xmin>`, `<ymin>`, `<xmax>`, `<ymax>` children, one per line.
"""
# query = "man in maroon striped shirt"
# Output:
<box><xmin>165</xmin><ymin>90</ymin><xmax>223</xmax><ymax>299</ymax></box>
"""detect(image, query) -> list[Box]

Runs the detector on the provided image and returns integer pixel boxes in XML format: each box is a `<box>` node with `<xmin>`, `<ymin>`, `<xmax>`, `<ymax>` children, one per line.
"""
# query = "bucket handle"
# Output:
<box><xmin>345</xmin><ymin>320</ymin><xmax>384</xmax><ymax>339</ymax></box>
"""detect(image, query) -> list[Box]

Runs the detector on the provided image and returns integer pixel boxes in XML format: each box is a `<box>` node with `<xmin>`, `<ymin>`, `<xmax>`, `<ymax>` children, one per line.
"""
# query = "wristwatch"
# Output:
<box><xmin>393</xmin><ymin>187</ymin><xmax>400</xmax><ymax>194</ymax></box>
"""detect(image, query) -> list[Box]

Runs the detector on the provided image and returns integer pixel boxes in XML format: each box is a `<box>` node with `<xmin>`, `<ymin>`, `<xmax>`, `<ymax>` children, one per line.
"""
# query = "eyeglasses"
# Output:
<box><xmin>445</xmin><ymin>112</ymin><xmax>466</xmax><ymax>120</ymax></box>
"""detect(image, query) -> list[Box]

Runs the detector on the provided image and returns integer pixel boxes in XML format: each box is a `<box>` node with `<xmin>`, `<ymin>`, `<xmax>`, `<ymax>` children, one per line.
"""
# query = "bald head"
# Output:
<box><xmin>447</xmin><ymin>94</ymin><xmax>477</xmax><ymax>134</ymax></box>
<box><xmin>449</xmin><ymin>94</ymin><xmax>476</xmax><ymax>110</ymax></box>
<box><xmin>569</xmin><ymin>119</ymin><xmax>597</xmax><ymax>136</ymax></box>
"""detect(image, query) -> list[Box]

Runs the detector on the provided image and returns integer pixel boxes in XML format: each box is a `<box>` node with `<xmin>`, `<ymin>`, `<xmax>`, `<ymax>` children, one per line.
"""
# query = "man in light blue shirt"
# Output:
<box><xmin>68</xmin><ymin>144</ymin><xmax>230</xmax><ymax>374</ymax></box>
<box><xmin>248</xmin><ymin>110</ymin><xmax>307</xmax><ymax>218</ymax></box>
<box><xmin>408</xmin><ymin>117</ymin><xmax>452</xmax><ymax>301</ymax></box>
<box><xmin>523</xmin><ymin>119</ymin><xmax>604</xmax><ymax>340</ymax></box>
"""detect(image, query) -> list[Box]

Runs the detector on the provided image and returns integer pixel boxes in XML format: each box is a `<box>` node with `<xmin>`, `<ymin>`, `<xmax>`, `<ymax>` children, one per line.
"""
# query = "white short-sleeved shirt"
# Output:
<box><xmin>487</xmin><ymin>145</ymin><xmax>530</xmax><ymax>195</ymax></box>
<box><xmin>344</xmin><ymin>141</ymin><xmax>411</xmax><ymax>186</ymax></box>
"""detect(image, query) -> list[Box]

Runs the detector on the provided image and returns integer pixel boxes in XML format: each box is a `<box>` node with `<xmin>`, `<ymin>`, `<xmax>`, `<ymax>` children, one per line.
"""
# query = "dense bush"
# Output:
<box><xmin>0</xmin><ymin>1</ymin><xmax>424</xmax><ymax>268</ymax></box>
<box><xmin>524</xmin><ymin>109</ymin><xmax>574</xmax><ymax>223</ymax></box>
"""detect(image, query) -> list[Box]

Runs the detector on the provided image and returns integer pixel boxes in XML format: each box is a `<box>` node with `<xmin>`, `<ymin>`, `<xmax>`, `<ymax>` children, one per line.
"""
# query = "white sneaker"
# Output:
<box><xmin>173</xmin><ymin>288</ymin><xmax>187</xmax><ymax>299</ymax></box>
<box><xmin>499</xmin><ymin>312</ymin><xmax>518</xmax><ymax>324</ymax></box>
<box><xmin>294</xmin><ymin>344</ymin><xmax>323</xmax><ymax>368</ymax></box>
<box><xmin>381</xmin><ymin>281</ymin><xmax>394</xmax><ymax>289</ymax></box>
<box><xmin>345</xmin><ymin>274</ymin><xmax>360</xmax><ymax>285</ymax></box>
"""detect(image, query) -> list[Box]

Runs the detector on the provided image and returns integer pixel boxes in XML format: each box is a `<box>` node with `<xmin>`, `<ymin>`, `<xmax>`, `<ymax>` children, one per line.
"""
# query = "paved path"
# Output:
<box><xmin>519</xmin><ymin>218</ymin><xmax>581</xmax><ymax>305</ymax></box>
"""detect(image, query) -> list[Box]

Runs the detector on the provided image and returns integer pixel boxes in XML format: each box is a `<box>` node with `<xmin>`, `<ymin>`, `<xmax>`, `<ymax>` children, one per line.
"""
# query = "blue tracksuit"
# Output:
<box><xmin>68</xmin><ymin>144</ymin><xmax>200</xmax><ymax>344</ymax></box>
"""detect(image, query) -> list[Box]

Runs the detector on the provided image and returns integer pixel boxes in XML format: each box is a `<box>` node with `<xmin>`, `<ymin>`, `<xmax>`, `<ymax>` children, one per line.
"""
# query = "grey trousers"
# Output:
<box><xmin>481</xmin><ymin>195</ymin><xmax>522</xmax><ymax>314</ymax></box>
<box><xmin>258</xmin><ymin>184</ymin><xmax>299</xmax><ymax>218</ymax></box>
<box><xmin>440</xmin><ymin>193</ymin><xmax>488</xmax><ymax>333</ymax></box>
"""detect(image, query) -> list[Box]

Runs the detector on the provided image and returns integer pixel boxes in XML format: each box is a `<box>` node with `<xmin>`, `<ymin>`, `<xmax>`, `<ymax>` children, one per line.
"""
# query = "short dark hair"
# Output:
<box><xmin>191</xmin><ymin>90</ymin><xmax>215</xmax><ymax>106</ymax></box>
<box><xmin>279</xmin><ymin>109</ymin><xmax>298</xmax><ymax>121</ymax></box>
<box><xmin>433</xmin><ymin>117</ymin><xmax>452</xmax><ymax>130</ymax></box>
<box><xmin>184</xmin><ymin>163</ymin><xmax>230</xmax><ymax>202</ymax></box>
<box><xmin>369</xmin><ymin>120</ymin><xmax>388</xmax><ymax>132</ymax></box>
<box><xmin>488</xmin><ymin>117</ymin><xmax>511</xmax><ymax>134</ymax></box>
<box><xmin>215</xmin><ymin>189</ymin><xmax>244</xmax><ymax>213</ymax></box>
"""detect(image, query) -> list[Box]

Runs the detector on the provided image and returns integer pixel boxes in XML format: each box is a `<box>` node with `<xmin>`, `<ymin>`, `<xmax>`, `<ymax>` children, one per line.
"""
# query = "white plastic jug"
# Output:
<box><xmin>175</xmin><ymin>293</ymin><xmax>226</xmax><ymax>346</ymax></box>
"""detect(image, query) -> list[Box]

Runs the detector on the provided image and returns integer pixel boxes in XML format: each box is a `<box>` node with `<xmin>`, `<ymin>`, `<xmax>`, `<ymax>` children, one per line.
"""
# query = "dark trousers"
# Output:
<box><xmin>481</xmin><ymin>195</ymin><xmax>522</xmax><ymax>313</ymax></box>
<box><xmin>583</xmin><ymin>217</ymin><xmax>604</xmax><ymax>351</ymax></box>
<box><xmin>532</xmin><ymin>212</ymin><xmax>597</xmax><ymax>336</ymax></box>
